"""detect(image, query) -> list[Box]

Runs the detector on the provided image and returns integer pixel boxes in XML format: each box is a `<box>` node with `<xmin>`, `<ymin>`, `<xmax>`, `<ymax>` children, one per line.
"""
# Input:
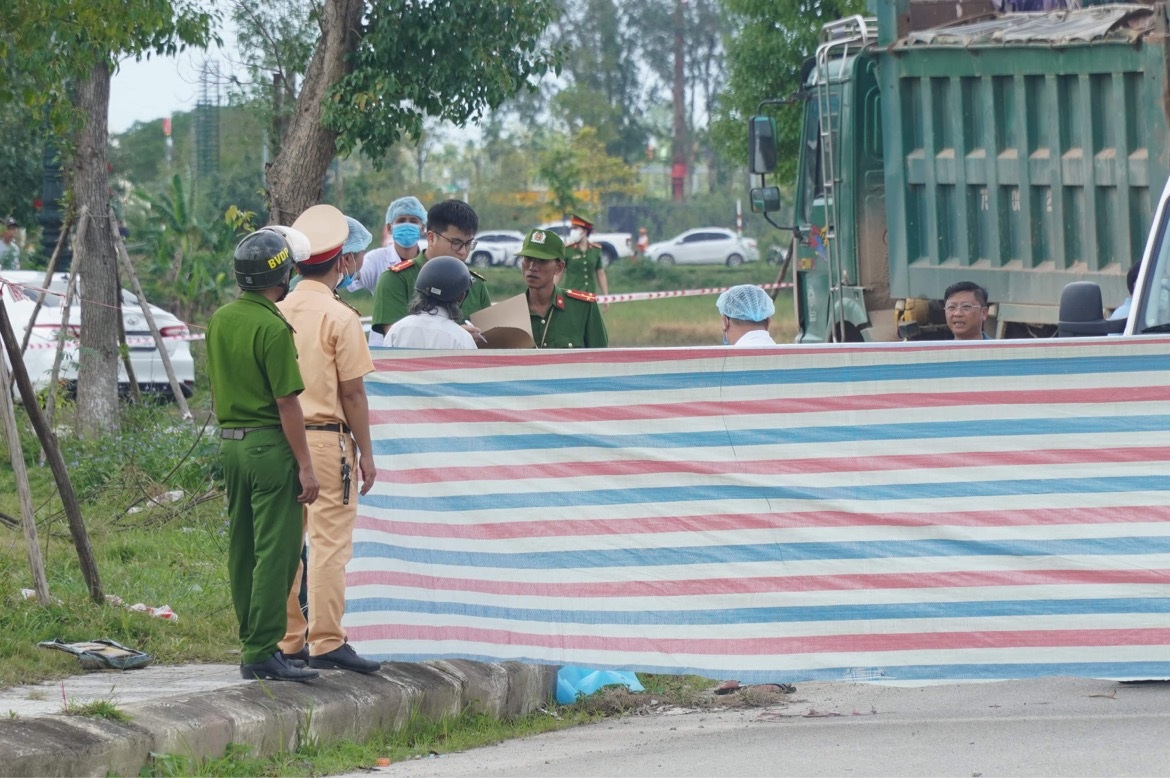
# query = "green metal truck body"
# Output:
<box><xmin>784</xmin><ymin>0</ymin><xmax>1169</xmax><ymax>342</ymax></box>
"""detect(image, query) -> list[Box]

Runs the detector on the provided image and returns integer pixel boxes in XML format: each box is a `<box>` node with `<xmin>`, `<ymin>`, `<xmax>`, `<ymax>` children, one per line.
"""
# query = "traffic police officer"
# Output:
<box><xmin>559</xmin><ymin>214</ymin><xmax>609</xmax><ymax>302</ymax></box>
<box><xmin>519</xmin><ymin>228</ymin><xmax>608</xmax><ymax>348</ymax></box>
<box><xmin>277</xmin><ymin>205</ymin><xmax>381</xmax><ymax>674</ymax></box>
<box><xmin>207</xmin><ymin>229</ymin><xmax>320</xmax><ymax>683</ymax></box>
<box><xmin>371</xmin><ymin>199</ymin><xmax>491</xmax><ymax>335</ymax></box>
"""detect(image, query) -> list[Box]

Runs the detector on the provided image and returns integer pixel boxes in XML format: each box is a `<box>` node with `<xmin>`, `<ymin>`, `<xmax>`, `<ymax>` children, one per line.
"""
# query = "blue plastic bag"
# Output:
<box><xmin>556</xmin><ymin>665</ymin><xmax>645</xmax><ymax>704</ymax></box>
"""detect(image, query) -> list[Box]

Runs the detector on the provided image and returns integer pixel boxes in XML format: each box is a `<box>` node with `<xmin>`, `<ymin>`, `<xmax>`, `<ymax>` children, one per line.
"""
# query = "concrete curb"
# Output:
<box><xmin>0</xmin><ymin>661</ymin><xmax>557</xmax><ymax>777</ymax></box>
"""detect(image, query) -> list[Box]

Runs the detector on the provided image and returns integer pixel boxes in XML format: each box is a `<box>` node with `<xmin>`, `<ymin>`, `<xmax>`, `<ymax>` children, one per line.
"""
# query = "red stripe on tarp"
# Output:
<box><xmin>347</xmin><ymin>567</ymin><xmax>1170</xmax><ymax>597</ymax></box>
<box><xmin>368</xmin><ymin>386</ymin><xmax>1170</xmax><ymax>425</ymax></box>
<box><xmin>374</xmin><ymin>446</ymin><xmax>1170</xmax><ymax>486</ymax></box>
<box><xmin>346</xmin><ymin>624</ymin><xmax>1170</xmax><ymax>655</ymax></box>
<box><xmin>355</xmin><ymin>505</ymin><xmax>1170</xmax><ymax>540</ymax></box>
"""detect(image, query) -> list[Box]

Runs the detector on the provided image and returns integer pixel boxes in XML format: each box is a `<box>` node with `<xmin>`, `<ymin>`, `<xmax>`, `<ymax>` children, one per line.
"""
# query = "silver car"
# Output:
<box><xmin>648</xmin><ymin>228</ymin><xmax>760</xmax><ymax>266</ymax></box>
<box><xmin>2</xmin><ymin>270</ymin><xmax>196</xmax><ymax>398</ymax></box>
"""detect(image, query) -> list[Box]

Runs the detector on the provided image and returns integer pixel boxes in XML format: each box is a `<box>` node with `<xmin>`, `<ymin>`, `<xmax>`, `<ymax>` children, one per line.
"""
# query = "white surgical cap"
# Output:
<box><xmin>716</xmin><ymin>285</ymin><xmax>775</xmax><ymax>322</ymax></box>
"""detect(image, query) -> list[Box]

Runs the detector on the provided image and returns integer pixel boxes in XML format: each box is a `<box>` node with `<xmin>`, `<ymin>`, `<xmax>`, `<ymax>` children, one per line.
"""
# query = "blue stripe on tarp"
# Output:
<box><xmin>356</xmin><ymin>654</ymin><xmax>1170</xmax><ymax>685</ymax></box>
<box><xmin>350</xmin><ymin>535</ymin><xmax>1170</xmax><ymax>569</ymax></box>
<box><xmin>364</xmin><ymin>353</ymin><xmax>1170</xmax><ymax>398</ymax></box>
<box><xmin>345</xmin><ymin>596</ymin><xmax>1170</xmax><ymax>624</ymax></box>
<box><xmin>360</xmin><ymin>474</ymin><xmax>1170</xmax><ymax>512</ymax></box>
<box><xmin>371</xmin><ymin>414</ymin><xmax>1170</xmax><ymax>456</ymax></box>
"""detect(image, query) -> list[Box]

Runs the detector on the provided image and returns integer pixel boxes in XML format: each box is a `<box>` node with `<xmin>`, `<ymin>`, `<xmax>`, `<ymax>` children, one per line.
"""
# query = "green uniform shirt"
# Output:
<box><xmin>207</xmin><ymin>292</ymin><xmax>304</xmax><ymax>427</ymax></box>
<box><xmin>372</xmin><ymin>252</ymin><xmax>491</xmax><ymax>332</ymax></box>
<box><xmin>529</xmin><ymin>286</ymin><xmax>608</xmax><ymax>349</ymax></box>
<box><xmin>561</xmin><ymin>243</ymin><xmax>604</xmax><ymax>294</ymax></box>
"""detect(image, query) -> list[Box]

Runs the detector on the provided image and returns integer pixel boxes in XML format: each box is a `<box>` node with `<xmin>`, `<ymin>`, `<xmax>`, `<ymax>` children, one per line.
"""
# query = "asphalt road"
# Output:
<box><xmin>361</xmin><ymin>677</ymin><xmax>1170</xmax><ymax>778</ymax></box>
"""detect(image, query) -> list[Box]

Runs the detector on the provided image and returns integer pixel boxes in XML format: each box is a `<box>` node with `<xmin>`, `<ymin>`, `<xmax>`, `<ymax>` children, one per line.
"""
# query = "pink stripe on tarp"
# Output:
<box><xmin>354</xmin><ymin>505</ymin><xmax>1170</xmax><ymax>540</ymax></box>
<box><xmin>369</xmin><ymin>386</ymin><xmax>1170</xmax><ymax>426</ymax></box>
<box><xmin>346</xmin><ymin>568</ymin><xmax>1170</xmax><ymax>598</ymax></box>
<box><xmin>346</xmin><ymin>624</ymin><xmax>1170</xmax><ymax>655</ymax></box>
<box><xmin>375</xmin><ymin>446</ymin><xmax>1170</xmax><ymax>486</ymax></box>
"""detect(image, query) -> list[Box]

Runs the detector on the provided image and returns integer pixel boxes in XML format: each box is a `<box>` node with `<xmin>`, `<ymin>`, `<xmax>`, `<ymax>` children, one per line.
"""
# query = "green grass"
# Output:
<box><xmin>341</xmin><ymin>258</ymin><xmax>794</xmax><ymax>346</ymax></box>
<box><xmin>64</xmin><ymin>697</ymin><xmax>130</xmax><ymax>721</ymax></box>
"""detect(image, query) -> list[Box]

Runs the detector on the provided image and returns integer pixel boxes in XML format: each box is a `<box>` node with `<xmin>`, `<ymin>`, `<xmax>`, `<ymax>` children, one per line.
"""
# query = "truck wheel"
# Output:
<box><xmin>726</xmin><ymin>253</ymin><xmax>744</xmax><ymax>267</ymax></box>
<box><xmin>830</xmin><ymin>322</ymin><xmax>864</xmax><ymax>343</ymax></box>
<box><xmin>657</xmin><ymin>254</ymin><xmax>674</xmax><ymax>265</ymax></box>
<box><xmin>600</xmin><ymin>245</ymin><xmax>617</xmax><ymax>267</ymax></box>
<box><xmin>470</xmin><ymin>251</ymin><xmax>492</xmax><ymax>268</ymax></box>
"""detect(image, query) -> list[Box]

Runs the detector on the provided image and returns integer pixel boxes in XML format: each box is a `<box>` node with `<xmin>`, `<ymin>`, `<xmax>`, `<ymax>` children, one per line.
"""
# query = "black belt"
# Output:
<box><xmin>305</xmin><ymin>422</ymin><xmax>349</xmax><ymax>434</ymax></box>
<box><xmin>220</xmin><ymin>425</ymin><xmax>280</xmax><ymax>440</ymax></box>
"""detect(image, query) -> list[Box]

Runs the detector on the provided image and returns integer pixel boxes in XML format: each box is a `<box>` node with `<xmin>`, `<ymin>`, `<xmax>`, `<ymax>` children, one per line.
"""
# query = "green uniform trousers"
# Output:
<box><xmin>221</xmin><ymin>428</ymin><xmax>304</xmax><ymax>665</ymax></box>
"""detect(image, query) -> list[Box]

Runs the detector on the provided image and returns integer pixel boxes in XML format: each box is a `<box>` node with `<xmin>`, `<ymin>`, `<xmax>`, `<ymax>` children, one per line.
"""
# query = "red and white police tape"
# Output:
<box><xmin>596</xmin><ymin>281</ymin><xmax>792</xmax><ymax>304</ymax></box>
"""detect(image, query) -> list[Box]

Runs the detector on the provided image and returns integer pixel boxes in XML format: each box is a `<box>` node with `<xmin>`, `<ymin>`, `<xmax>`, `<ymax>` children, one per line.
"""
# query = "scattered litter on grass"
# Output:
<box><xmin>38</xmin><ymin>638</ymin><xmax>153</xmax><ymax>670</ymax></box>
<box><xmin>126</xmin><ymin>489</ymin><xmax>185</xmax><ymax>514</ymax></box>
<box><xmin>557</xmin><ymin>666</ymin><xmax>644</xmax><ymax>704</ymax></box>
<box><xmin>129</xmin><ymin>603</ymin><xmax>178</xmax><ymax>620</ymax></box>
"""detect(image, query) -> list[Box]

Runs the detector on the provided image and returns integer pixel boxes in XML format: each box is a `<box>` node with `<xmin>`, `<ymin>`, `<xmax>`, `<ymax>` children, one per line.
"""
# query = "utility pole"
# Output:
<box><xmin>671</xmin><ymin>0</ymin><xmax>688</xmax><ymax>202</ymax></box>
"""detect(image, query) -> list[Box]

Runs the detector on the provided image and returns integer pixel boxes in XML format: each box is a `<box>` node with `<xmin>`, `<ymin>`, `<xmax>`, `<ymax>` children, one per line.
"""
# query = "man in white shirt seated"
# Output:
<box><xmin>387</xmin><ymin>256</ymin><xmax>478</xmax><ymax>350</ymax></box>
<box><xmin>716</xmin><ymin>285</ymin><xmax>776</xmax><ymax>346</ymax></box>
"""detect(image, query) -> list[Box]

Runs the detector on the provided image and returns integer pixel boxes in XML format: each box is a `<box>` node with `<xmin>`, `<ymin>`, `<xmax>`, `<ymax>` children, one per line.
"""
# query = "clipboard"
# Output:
<box><xmin>469</xmin><ymin>293</ymin><xmax>536</xmax><ymax>349</ymax></box>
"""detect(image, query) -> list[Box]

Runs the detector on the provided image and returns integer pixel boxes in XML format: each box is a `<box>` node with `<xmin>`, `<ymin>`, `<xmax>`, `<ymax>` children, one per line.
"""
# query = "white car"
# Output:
<box><xmin>648</xmin><ymin>228</ymin><xmax>760</xmax><ymax>266</ymax></box>
<box><xmin>469</xmin><ymin>230</ymin><xmax>525</xmax><ymax>268</ymax></box>
<box><xmin>1</xmin><ymin>270</ymin><xmax>196</xmax><ymax>398</ymax></box>
<box><xmin>536</xmin><ymin>220</ymin><xmax>634</xmax><ymax>266</ymax></box>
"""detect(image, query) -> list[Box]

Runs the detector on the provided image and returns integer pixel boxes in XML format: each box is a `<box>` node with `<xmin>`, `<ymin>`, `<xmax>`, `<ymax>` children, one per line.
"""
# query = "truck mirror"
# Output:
<box><xmin>748</xmin><ymin>116</ymin><xmax>777</xmax><ymax>175</ymax></box>
<box><xmin>1057</xmin><ymin>281</ymin><xmax>1126</xmax><ymax>337</ymax></box>
<box><xmin>750</xmin><ymin>186</ymin><xmax>782</xmax><ymax>214</ymax></box>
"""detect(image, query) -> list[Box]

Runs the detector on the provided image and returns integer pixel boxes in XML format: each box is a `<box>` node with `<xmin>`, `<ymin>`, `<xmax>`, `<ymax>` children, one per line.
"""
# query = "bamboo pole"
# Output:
<box><xmin>43</xmin><ymin>208</ymin><xmax>87</xmax><ymax>434</ymax></box>
<box><xmin>15</xmin><ymin>210</ymin><xmax>72</xmax><ymax>358</ymax></box>
<box><xmin>0</xmin><ymin>289</ymin><xmax>102</xmax><ymax>603</ymax></box>
<box><xmin>112</xmin><ymin>257</ymin><xmax>142</xmax><ymax>406</ymax></box>
<box><xmin>0</xmin><ymin>299</ymin><xmax>50</xmax><ymax>606</ymax></box>
<box><xmin>110</xmin><ymin>210</ymin><xmax>191</xmax><ymax>421</ymax></box>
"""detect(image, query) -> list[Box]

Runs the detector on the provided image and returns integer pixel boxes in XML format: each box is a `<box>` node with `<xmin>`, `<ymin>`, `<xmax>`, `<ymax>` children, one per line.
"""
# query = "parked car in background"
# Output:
<box><xmin>536</xmin><ymin>220</ymin><xmax>634</xmax><ymax>266</ymax></box>
<box><xmin>0</xmin><ymin>271</ymin><xmax>196</xmax><ymax>398</ymax></box>
<box><xmin>648</xmin><ymin>228</ymin><xmax>760</xmax><ymax>266</ymax></box>
<box><xmin>470</xmin><ymin>230</ymin><xmax>526</xmax><ymax>267</ymax></box>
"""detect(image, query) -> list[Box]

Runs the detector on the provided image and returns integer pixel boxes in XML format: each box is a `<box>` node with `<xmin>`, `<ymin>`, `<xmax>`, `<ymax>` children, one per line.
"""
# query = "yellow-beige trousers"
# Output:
<box><xmin>279</xmin><ymin>430</ymin><xmax>357</xmax><ymax>656</ymax></box>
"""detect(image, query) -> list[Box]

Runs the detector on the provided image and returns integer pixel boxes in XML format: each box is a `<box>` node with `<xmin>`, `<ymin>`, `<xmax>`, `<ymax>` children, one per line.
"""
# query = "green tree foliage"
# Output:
<box><xmin>0</xmin><ymin>71</ymin><xmax>44</xmax><ymax>228</ymax></box>
<box><xmin>538</xmin><ymin>126</ymin><xmax>643</xmax><ymax>217</ymax></box>
<box><xmin>552</xmin><ymin>0</ymin><xmax>649</xmax><ymax>163</ymax></box>
<box><xmin>715</xmin><ymin>0</ymin><xmax>866</xmax><ymax>182</ymax></box>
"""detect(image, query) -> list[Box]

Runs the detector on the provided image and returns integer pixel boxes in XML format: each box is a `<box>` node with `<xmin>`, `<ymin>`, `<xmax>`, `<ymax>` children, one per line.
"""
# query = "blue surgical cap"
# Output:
<box><xmin>716</xmin><ymin>285</ymin><xmax>775</xmax><ymax>322</ymax></box>
<box><xmin>342</xmin><ymin>216</ymin><xmax>372</xmax><ymax>254</ymax></box>
<box><xmin>385</xmin><ymin>196</ymin><xmax>427</xmax><ymax>224</ymax></box>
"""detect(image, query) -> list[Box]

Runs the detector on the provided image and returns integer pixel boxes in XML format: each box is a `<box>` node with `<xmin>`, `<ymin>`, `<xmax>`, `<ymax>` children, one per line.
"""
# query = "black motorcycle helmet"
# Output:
<box><xmin>415</xmin><ymin>256</ymin><xmax>472</xmax><ymax>302</ymax></box>
<box><xmin>234</xmin><ymin>230</ymin><xmax>292</xmax><ymax>290</ymax></box>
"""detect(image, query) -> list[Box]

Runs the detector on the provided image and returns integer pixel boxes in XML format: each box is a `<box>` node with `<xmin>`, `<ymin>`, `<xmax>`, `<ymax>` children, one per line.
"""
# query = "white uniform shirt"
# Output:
<box><xmin>387</xmin><ymin>308</ymin><xmax>477</xmax><ymax>350</ymax></box>
<box><xmin>733</xmin><ymin>329</ymin><xmax>777</xmax><ymax>347</ymax></box>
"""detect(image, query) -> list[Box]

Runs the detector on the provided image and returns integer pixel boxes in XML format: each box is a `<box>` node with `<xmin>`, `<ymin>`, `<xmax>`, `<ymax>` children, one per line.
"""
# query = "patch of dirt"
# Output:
<box><xmin>572</xmin><ymin>681</ymin><xmax>798</xmax><ymax>718</ymax></box>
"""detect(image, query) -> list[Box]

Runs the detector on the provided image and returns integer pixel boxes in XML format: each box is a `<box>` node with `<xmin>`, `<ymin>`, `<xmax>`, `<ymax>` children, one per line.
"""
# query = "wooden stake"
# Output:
<box><xmin>15</xmin><ymin>210</ymin><xmax>73</xmax><ymax>358</ymax></box>
<box><xmin>112</xmin><ymin>258</ymin><xmax>142</xmax><ymax>406</ymax></box>
<box><xmin>43</xmin><ymin>208</ymin><xmax>86</xmax><ymax>434</ymax></box>
<box><xmin>0</xmin><ymin>286</ymin><xmax>102</xmax><ymax>603</ymax></box>
<box><xmin>110</xmin><ymin>210</ymin><xmax>192</xmax><ymax>421</ymax></box>
<box><xmin>0</xmin><ymin>298</ymin><xmax>50</xmax><ymax>606</ymax></box>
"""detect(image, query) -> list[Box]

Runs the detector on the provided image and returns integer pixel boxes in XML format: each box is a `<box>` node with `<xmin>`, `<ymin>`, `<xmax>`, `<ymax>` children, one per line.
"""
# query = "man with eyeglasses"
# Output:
<box><xmin>371</xmin><ymin>200</ymin><xmax>491</xmax><ymax>336</ymax></box>
<box><xmin>943</xmin><ymin>281</ymin><xmax>992</xmax><ymax>340</ymax></box>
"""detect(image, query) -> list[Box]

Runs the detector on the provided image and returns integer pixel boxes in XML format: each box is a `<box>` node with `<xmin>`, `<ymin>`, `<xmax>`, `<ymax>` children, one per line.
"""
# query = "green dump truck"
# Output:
<box><xmin>750</xmin><ymin>0</ymin><xmax>1170</xmax><ymax>342</ymax></box>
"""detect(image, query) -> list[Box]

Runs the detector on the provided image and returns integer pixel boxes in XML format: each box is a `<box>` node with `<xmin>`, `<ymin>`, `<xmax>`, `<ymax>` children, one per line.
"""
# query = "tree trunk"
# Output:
<box><xmin>73</xmin><ymin>61</ymin><xmax>121</xmax><ymax>437</ymax></box>
<box><xmin>264</xmin><ymin>0</ymin><xmax>364</xmax><ymax>225</ymax></box>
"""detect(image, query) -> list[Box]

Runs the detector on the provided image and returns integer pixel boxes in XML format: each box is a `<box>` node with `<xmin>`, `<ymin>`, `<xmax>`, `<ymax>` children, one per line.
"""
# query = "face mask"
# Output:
<box><xmin>391</xmin><ymin>223</ymin><xmax>421</xmax><ymax>248</ymax></box>
<box><xmin>276</xmin><ymin>278</ymin><xmax>291</xmax><ymax>302</ymax></box>
<box><xmin>338</xmin><ymin>273</ymin><xmax>355</xmax><ymax>290</ymax></box>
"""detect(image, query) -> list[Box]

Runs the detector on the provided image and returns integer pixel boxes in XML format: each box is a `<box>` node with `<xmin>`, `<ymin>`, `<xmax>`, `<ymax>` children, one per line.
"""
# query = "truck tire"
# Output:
<box><xmin>600</xmin><ymin>245</ymin><xmax>617</xmax><ymax>267</ymax></box>
<box><xmin>726</xmin><ymin>253</ymin><xmax>744</xmax><ymax>267</ymax></box>
<box><xmin>469</xmin><ymin>251</ymin><xmax>492</xmax><ymax>268</ymax></box>
<box><xmin>657</xmin><ymin>254</ymin><xmax>675</xmax><ymax>266</ymax></box>
<box><xmin>830</xmin><ymin>322</ymin><xmax>865</xmax><ymax>343</ymax></box>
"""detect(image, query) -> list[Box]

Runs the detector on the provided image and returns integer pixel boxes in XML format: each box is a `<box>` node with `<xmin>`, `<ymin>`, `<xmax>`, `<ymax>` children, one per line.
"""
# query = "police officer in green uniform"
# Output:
<box><xmin>519</xmin><ymin>228</ymin><xmax>608</xmax><ymax>349</ymax></box>
<box><xmin>207</xmin><ymin>229</ymin><xmax>321</xmax><ymax>683</ymax></box>
<box><xmin>559</xmin><ymin>214</ymin><xmax>609</xmax><ymax>302</ymax></box>
<box><xmin>372</xmin><ymin>199</ymin><xmax>491</xmax><ymax>335</ymax></box>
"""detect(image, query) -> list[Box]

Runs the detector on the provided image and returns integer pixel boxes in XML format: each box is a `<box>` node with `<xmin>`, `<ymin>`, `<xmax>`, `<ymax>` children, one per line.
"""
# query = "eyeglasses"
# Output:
<box><xmin>434</xmin><ymin>232</ymin><xmax>477</xmax><ymax>252</ymax></box>
<box><xmin>944</xmin><ymin>303</ymin><xmax>985</xmax><ymax>314</ymax></box>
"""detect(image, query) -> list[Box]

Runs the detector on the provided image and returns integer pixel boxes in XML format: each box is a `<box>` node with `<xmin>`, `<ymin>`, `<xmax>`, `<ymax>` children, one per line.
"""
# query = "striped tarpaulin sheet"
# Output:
<box><xmin>347</xmin><ymin>338</ymin><xmax>1170</xmax><ymax>683</ymax></box>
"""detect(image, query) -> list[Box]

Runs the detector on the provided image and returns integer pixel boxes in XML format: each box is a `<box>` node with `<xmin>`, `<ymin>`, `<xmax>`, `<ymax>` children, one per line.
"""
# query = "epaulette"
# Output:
<box><xmin>565</xmin><ymin>289</ymin><xmax>597</xmax><ymax>303</ymax></box>
<box><xmin>332</xmin><ymin>293</ymin><xmax>362</xmax><ymax>317</ymax></box>
<box><xmin>470</xmin><ymin>269</ymin><xmax>486</xmax><ymax>282</ymax></box>
<box><xmin>588</xmin><ymin>241</ymin><xmax>602</xmax><ymax>249</ymax></box>
<box><xmin>390</xmin><ymin>259</ymin><xmax>415</xmax><ymax>273</ymax></box>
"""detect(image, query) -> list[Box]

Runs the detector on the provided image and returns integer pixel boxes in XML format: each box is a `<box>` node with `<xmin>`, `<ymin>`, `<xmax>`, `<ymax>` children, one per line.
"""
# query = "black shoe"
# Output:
<box><xmin>308</xmin><ymin>642</ymin><xmax>381</xmax><ymax>674</ymax></box>
<box><xmin>241</xmin><ymin>652</ymin><xmax>319</xmax><ymax>682</ymax></box>
<box><xmin>280</xmin><ymin>647</ymin><xmax>310</xmax><ymax>668</ymax></box>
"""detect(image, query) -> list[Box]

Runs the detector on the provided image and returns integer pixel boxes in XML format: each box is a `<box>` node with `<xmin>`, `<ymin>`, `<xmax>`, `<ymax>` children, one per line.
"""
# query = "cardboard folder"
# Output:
<box><xmin>469</xmin><ymin>293</ymin><xmax>536</xmax><ymax>349</ymax></box>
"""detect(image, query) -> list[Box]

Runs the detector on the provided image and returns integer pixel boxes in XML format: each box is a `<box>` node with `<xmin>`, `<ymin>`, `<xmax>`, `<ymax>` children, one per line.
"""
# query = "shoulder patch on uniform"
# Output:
<box><xmin>566</xmin><ymin>289</ymin><xmax>598</xmax><ymax>303</ymax></box>
<box><xmin>588</xmin><ymin>241</ymin><xmax>602</xmax><ymax>249</ymax></box>
<box><xmin>469</xmin><ymin>269</ymin><xmax>486</xmax><ymax>282</ymax></box>
<box><xmin>390</xmin><ymin>259</ymin><xmax>415</xmax><ymax>273</ymax></box>
<box><xmin>332</xmin><ymin>293</ymin><xmax>362</xmax><ymax>317</ymax></box>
